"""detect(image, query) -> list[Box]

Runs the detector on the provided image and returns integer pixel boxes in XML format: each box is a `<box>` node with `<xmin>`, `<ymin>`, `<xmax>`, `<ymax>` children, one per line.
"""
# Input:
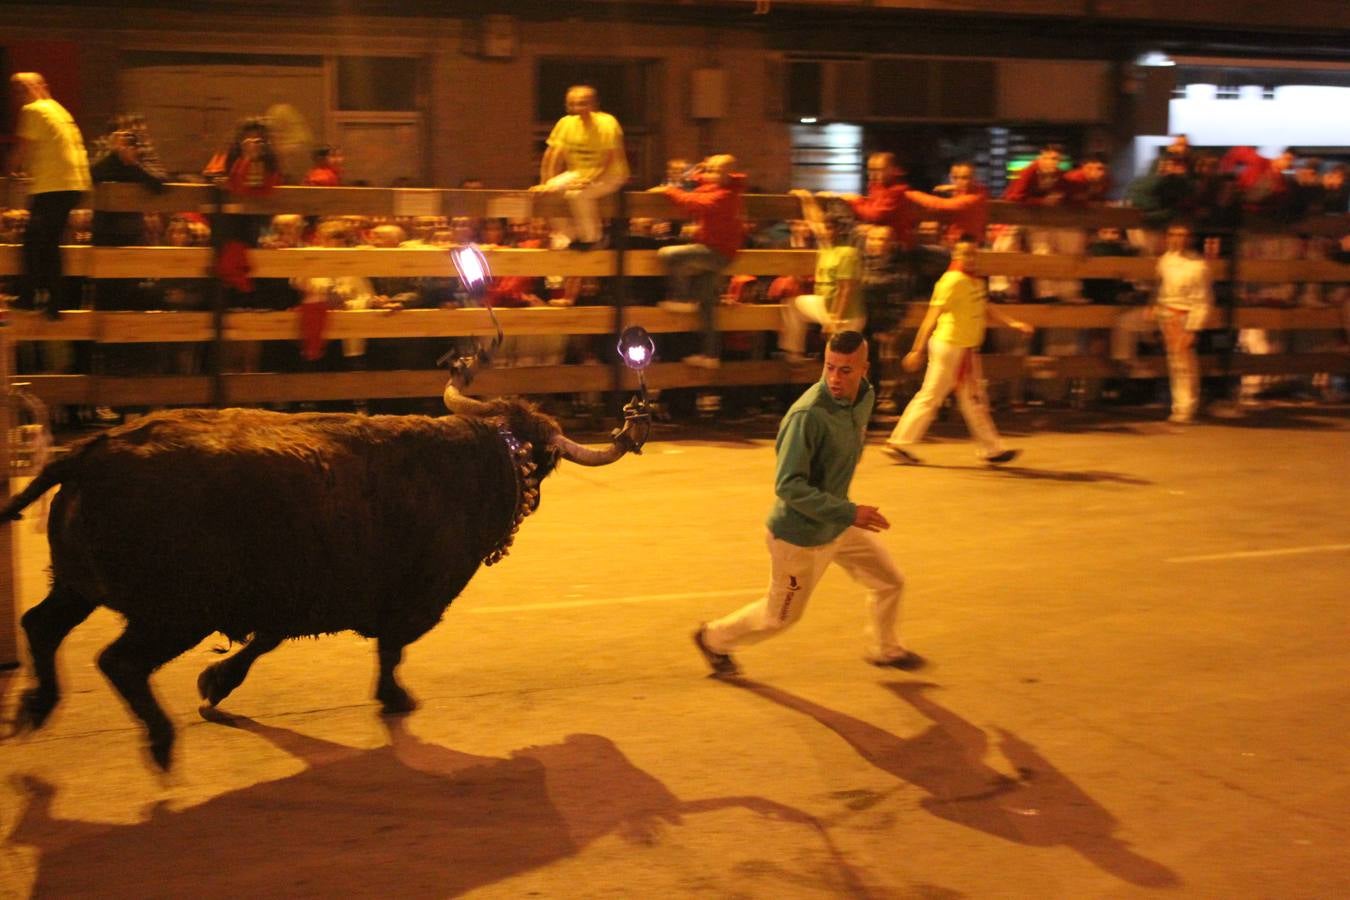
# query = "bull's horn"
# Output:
<box><xmin>549</xmin><ymin>433</ymin><xmax>631</xmax><ymax>467</ymax></box>
<box><xmin>442</xmin><ymin>380</ymin><xmax>495</xmax><ymax>417</ymax></box>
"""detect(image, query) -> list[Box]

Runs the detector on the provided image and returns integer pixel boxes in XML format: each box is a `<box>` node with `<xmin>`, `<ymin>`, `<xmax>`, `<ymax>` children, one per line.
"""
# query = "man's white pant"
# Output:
<box><xmin>780</xmin><ymin>294</ymin><xmax>865</xmax><ymax>355</ymax></box>
<box><xmin>540</xmin><ymin>169</ymin><xmax>627</xmax><ymax>245</ymax></box>
<box><xmin>888</xmin><ymin>338</ymin><xmax>1005</xmax><ymax>458</ymax></box>
<box><xmin>1159</xmin><ymin>307</ymin><xmax>1200</xmax><ymax>419</ymax></box>
<box><xmin>704</xmin><ymin>529</ymin><xmax>905</xmax><ymax>661</ymax></box>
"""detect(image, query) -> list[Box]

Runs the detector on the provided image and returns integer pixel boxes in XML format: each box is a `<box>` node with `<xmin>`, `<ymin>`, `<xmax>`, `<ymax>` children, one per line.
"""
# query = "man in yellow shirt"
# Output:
<box><xmin>885</xmin><ymin>240</ymin><xmax>1033</xmax><ymax>465</ymax></box>
<box><xmin>9</xmin><ymin>72</ymin><xmax>91</xmax><ymax>317</ymax></box>
<box><xmin>535</xmin><ymin>85</ymin><xmax>629</xmax><ymax>249</ymax></box>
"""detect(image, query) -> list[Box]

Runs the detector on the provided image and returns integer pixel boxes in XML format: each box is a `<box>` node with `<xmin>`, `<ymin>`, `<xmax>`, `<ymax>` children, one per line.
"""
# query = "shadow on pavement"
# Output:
<box><xmin>6</xmin><ymin>714</ymin><xmax>874</xmax><ymax>898</ymax></box>
<box><xmin>888</xmin><ymin>462</ymin><xmax>1152</xmax><ymax>485</ymax></box>
<box><xmin>727</xmin><ymin>678</ymin><xmax>1180</xmax><ymax>889</ymax></box>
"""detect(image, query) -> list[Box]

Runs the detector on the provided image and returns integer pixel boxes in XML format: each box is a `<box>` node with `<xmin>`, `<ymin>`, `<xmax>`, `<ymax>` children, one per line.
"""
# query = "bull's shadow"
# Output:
<box><xmin>728</xmin><ymin>678</ymin><xmax>1179</xmax><ymax>889</ymax></box>
<box><xmin>7</xmin><ymin>715</ymin><xmax>867</xmax><ymax>898</ymax></box>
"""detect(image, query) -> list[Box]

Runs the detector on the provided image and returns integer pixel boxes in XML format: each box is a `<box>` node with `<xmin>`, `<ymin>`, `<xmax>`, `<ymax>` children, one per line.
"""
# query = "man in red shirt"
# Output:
<box><xmin>655</xmin><ymin>153</ymin><xmax>747</xmax><ymax>368</ymax></box>
<box><xmin>838</xmin><ymin>152</ymin><xmax>919</xmax><ymax>251</ymax></box>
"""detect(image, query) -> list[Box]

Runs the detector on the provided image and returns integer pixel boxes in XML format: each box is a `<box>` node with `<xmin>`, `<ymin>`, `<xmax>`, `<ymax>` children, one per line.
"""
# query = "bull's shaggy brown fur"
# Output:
<box><xmin>3</xmin><ymin>405</ymin><xmax>567</xmax><ymax>768</ymax></box>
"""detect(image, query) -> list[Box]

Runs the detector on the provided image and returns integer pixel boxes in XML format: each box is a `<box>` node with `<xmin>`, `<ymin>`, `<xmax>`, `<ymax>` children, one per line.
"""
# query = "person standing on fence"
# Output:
<box><xmin>8</xmin><ymin>72</ymin><xmax>91</xmax><ymax>320</ymax></box>
<box><xmin>884</xmin><ymin>240</ymin><xmax>1033</xmax><ymax>466</ymax></box>
<box><xmin>654</xmin><ymin>154</ymin><xmax>747</xmax><ymax>369</ymax></box>
<box><xmin>1152</xmin><ymin>224</ymin><xmax>1214</xmax><ymax>424</ymax></box>
<box><xmin>780</xmin><ymin>190</ymin><xmax>863</xmax><ymax>363</ymax></box>
<box><xmin>692</xmin><ymin>330</ymin><xmax>921</xmax><ymax>678</ymax></box>
<box><xmin>534</xmin><ymin>85</ymin><xmax>629</xmax><ymax>250</ymax></box>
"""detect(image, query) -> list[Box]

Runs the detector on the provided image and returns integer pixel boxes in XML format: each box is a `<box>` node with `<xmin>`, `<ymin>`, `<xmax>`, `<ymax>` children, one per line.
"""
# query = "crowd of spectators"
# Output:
<box><xmin>2</xmin><ymin>88</ymin><xmax>1347</xmax><ymax>422</ymax></box>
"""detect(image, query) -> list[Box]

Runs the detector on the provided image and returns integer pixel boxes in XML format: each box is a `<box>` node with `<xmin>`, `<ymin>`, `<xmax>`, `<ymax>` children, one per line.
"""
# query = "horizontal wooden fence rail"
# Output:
<box><xmin>2</xmin><ymin>245</ymin><xmax>1349</xmax><ymax>283</ymax></box>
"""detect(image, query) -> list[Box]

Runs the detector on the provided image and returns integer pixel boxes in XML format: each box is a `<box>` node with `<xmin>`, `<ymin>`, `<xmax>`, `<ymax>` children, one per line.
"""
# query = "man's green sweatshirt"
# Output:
<box><xmin>766</xmin><ymin>378</ymin><xmax>874</xmax><ymax>547</ymax></box>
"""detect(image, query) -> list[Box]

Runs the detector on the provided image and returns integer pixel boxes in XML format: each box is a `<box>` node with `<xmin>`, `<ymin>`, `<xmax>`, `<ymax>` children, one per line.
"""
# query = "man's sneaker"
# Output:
<box><xmin>867</xmin><ymin>649</ymin><xmax>926</xmax><ymax>671</ymax></box>
<box><xmin>693</xmin><ymin>625</ymin><xmax>740</xmax><ymax>678</ymax></box>
<box><xmin>884</xmin><ymin>445</ymin><xmax>922</xmax><ymax>465</ymax></box>
<box><xmin>985</xmin><ymin>449</ymin><xmax>1020</xmax><ymax>465</ymax></box>
<box><xmin>683</xmin><ymin>354</ymin><xmax>721</xmax><ymax>370</ymax></box>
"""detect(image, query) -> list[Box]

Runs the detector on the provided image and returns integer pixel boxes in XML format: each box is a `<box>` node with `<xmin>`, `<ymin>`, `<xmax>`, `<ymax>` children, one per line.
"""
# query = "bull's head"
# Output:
<box><xmin>440</xmin><ymin>309</ymin><xmax>651</xmax><ymax>468</ymax></box>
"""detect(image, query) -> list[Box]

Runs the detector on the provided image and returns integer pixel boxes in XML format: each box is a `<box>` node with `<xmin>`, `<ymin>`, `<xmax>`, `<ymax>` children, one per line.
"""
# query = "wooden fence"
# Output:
<box><xmin>0</xmin><ymin>181</ymin><xmax>1346</xmax><ymax>408</ymax></box>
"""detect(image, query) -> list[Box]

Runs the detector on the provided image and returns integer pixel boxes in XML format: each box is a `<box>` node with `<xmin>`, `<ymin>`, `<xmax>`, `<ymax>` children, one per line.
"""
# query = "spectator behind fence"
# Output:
<box><xmin>654</xmin><ymin>153</ymin><xmax>747</xmax><ymax>369</ymax></box>
<box><xmin>304</xmin><ymin>145</ymin><xmax>343</xmax><ymax>187</ymax></box>
<box><xmin>8</xmin><ymin>72</ymin><xmax>91</xmax><ymax>319</ymax></box>
<box><xmin>534</xmin><ymin>84</ymin><xmax>629</xmax><ymax>250</ymax></box>
<box><xmin>780</xmin><ymin>190</ymin><xmax>862</xmax><ymax>364</ymax></box>
<box><xmin>1151</xmin><ymin>224</ymin><xmax>1213</xmax><ymax>424</ymax></box>
<box><xmin>90</xmin><ymin>122</ymin><xmax>169</xmax><ymax>313</ymax></box>
<box><xmin>859</xmin><ymin>224</ymin><xmax>906</xmax><ymax>414</ymax></box>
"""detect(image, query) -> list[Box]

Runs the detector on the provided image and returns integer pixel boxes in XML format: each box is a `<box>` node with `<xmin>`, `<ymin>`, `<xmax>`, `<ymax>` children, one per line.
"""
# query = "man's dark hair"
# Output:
<box><xmin>313</xmin><ymin>145</ymin><xmax>336</xmax><ymax>162</ymax></box>
<box><xmin>828</xmin><ymin>330</ymin><xmax>866</xmax><ymax>355</ymax></box>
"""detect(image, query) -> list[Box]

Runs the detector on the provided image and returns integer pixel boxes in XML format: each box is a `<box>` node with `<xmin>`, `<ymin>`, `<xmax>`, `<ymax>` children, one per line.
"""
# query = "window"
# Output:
<box><xmin>337</xmin><ymin>57</ymin><xmax>419</xmax><ymax>111</ymax></box>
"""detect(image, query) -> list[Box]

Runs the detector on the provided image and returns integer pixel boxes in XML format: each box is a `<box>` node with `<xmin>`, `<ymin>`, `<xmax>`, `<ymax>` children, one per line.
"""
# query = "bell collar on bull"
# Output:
<box><xmin>439</xmin><ymin>263</ymin><xmax>653</xmax><ymax>566</ymax></box>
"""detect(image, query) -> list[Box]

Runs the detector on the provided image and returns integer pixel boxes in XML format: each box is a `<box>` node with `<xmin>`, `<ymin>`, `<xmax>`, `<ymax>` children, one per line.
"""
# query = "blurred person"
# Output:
<box><xmin>303</xmin><ymin>145</ymin><xmax>343</xmax><ymax>187</ymax></box>
<box><xmin>692</xmin><ymin>330</ymin><xmax>920</xmax><ymax>678</ymax></box>
<box><xmin>780</xmin><ymin>190</ymin><xmax>863</xmax><ymax>363</ymax></box>
<box><xmin>1</xmin><ymin>208</ymin><xmax>29</xmax><ymax>243</ymax></box>
<box><xmin>534</xmin><ymin>85</ymin><xmax>629</xmax><ymax>249</ymax></box>
<box><xmin>1006</xmin><ymin>144</ymin><xmax>1084</xmax><ymax>304</ymax></box>
<box><xmin>1321</xmin><ymin>164</ymin><xmax>1348</xmax><ymax>213</ymax></box>
<box><xmin>1289</xmin><ymin>158</ymin><xmax>1328</xmax><ymax>219</ymax></box>
<box><xmin>90</xmin><ymin>125</ymin><xmax>169</xmax><ymax>314</ymax></box>
<box><xmin>292</xmin><ymin>219</ymin><xmax>376</xmax><ymax>372</ymax></box>
<box><xmin>1151</xmin><ymin>224</ymin><xmax>1213</xmax><ymax>423</ymax></box>
<box><xmin>8</xmin><ymin>72</ymin><xmax>91</xmax><ymax>318</ymax></box>
<box><xmin>654</xmin><ymin>153</ymin><xmax>747</xmax><ymax>368</ymax></box>
<box><xmin>884</xmin><ymin>240</ymin><xmax>1033</xmax><ymax>465</ymax></box>
<box><xmin>834</xmin><ymin>152</ymin><xmax>919</xmax><ymax>251</ymax></box>
<box><xmin>858</xmin><ymin>225</ymin><xmax>907</xmax><ymax>414</ymax></box>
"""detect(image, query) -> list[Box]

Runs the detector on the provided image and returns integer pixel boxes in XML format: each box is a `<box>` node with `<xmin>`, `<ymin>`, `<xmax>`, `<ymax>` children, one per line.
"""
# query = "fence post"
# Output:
<box><xmin>209</xmin><ymin>183</ymin><xmax>227</xmax><ymax>408</ymax></box>
<box><xmin>610</xmin><ymin>188</ymin><xmax>631</xmax><ymax>395</ymax></box>
<box><xmin>0</xmin><ymin>312</ymin><xmax>20</xmax><ymax>669</ymax></box>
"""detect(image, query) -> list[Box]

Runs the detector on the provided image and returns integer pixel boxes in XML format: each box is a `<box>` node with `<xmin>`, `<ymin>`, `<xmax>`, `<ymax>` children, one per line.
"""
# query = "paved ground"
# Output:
<box><xmin>1</xmin><ymin>403</ymin><xmax>1347</xmax><ymax>898</ymax></box>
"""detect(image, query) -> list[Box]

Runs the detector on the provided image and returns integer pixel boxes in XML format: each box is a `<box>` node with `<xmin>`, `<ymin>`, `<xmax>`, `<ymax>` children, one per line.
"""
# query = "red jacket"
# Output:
<box><xmin>848</xmin><ymin>182</ymin><xmax>919</xmax><ymax>248</ymax></box>
<box><xmin>1063</xmin><ymin>167</ymin><xmax>1112</xmax><ymax>205</ymax></box>
<box><xmin>663</xmin><ymin>173</ymin><xmax>747</xmax><ymax>260</ymax></box>
<box><xmin>1220</xmin><ymin>147</ymin><xmax>1290</xmax><ymax>214</ymax></box>
<box><xmin>905</xmin><ymin>187</ymin><xmax>990</xmax><ymax>245</ymax></box>
<box><xmin>1003</xmin><ymin>164</ymin><xmax>1066</xmax><ymax>204</ymax></box>
<box><xmin>304</xmin><ymin>164</ymin><xmax>342</xmax><ymax>187</ymax></box>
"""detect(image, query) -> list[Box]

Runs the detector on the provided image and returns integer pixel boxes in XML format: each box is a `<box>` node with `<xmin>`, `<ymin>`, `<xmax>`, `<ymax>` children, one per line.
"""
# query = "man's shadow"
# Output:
<box><xmin>905</xmin><ymin>462</ymin><xmax>1152</xmax><ymax>485</ymax></box>
<box><xmin>6</xmin><ymin>714</ymin><xmax>871</xmax><ymax>898</ymax></box>
<box><xmin>727</xmin><ymin>678</ymin><xmax>1179</xmax><ymax>889</ymax></box>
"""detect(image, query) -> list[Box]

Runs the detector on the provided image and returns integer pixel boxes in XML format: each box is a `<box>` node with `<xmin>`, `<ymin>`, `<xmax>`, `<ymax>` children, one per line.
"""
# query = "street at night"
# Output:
<box><xmin>2</xmin><ymin>405</ymin><xmax>1346</xmax><ymax>898</ymax></box>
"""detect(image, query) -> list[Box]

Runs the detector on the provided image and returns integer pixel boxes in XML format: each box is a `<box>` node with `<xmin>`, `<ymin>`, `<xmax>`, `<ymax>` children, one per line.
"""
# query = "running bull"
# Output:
<box><xmin>1</xmin><ymin>383</ymin><xmax>647</xmax><ymax>769</ymax></box>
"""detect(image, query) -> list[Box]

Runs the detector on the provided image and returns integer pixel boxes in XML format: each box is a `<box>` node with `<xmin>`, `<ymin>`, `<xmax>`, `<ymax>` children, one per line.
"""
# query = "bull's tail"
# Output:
<box><xmin>1</xmin><ymin>454</ymin><xmax>75</xmax><ymax>521</ymax></box>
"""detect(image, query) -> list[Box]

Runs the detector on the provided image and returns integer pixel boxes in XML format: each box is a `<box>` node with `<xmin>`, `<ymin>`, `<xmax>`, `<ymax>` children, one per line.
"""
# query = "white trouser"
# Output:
<box><xmin>704</xmin><ymin>529</ymin><xmax>905</xmax><ymax>661</ymax></box>
<box><xmin>888</xmin><ymin>338</ymin><xmax>1004</xmax><ymax>458</ymax></box>
<box><xmin>780</xmin><ymin>294</ymin><xmax>865</xmax><ymax>355</ymax></box>
<box><xmin>1159</xmin><ymin>307</ymin><xmax>1200</xmax><ymax>418</ymax></box>
<box><xmin>1028</xmin><ymin>226</ymin><xmax>1085</xmax><ymax>301</ymax></box>
<box><xmin>541</xmin><ymin>168</ymin><xmax>627</xmax><ymax>245</ymax></box>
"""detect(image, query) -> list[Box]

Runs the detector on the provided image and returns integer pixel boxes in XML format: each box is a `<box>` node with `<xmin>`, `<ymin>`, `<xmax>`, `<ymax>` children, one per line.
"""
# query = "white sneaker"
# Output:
<box><xmin>683</xmin><ymin>354</ymin><xmax>721</xmax><ymax>369</ymax></box>
<box><xmin>659</xmin><ymin>300</ymin><xmax>698</xmax><ymax>314</ymax></box>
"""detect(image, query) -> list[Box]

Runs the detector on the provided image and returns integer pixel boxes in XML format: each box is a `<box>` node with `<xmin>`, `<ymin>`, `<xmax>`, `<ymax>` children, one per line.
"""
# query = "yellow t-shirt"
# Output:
<box><xmin>546</xmin><ymin>111</ymin><xmax>628</xmax><ymax>182</ymax></box>
<box><xmin>17</xmin><ymin>99</ymin><xmax>91</xmax><ymax>195</ymax></box>
<box><xmin>929</xmin><ymin>269</ymin><xmax>987</xmax><ymax>348</ymax></box>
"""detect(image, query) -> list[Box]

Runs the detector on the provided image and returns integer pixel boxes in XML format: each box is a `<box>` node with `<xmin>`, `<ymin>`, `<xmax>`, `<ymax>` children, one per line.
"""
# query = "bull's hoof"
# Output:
<box><xmin>196</xmin><ymin>664</ymin><xmax>230</xmax><ymax>706</ymax></box>
<box><xmin>377</xmin><ymin>685</ymin><xmax>418</xmax><ymax>716</ymax></box>
<box><xmin>147</xmin><ymin>732</ymin><xmax>175</xmax><ymax>771</ymax></box>
<box><xmin>15</xmin><ymin>688</ymin><xmax>56</xmax><ymax>732</ymax></box>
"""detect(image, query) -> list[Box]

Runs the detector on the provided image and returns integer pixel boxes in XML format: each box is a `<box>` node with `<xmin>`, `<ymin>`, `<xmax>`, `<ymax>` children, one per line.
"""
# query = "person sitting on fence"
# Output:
<box><xmin>780</xmin><ymin>190</ymin><xmax>863</xmax><ymax>364</ymax></box>
<box><xmin>653</xmin><ymin>153</ymin><xmax>747</xmax><ymax>369</ymax></box>
<box><xmin>534</xmin><ymin>84</ymin><xmax>629</xmax><ymax>250</ymax></box>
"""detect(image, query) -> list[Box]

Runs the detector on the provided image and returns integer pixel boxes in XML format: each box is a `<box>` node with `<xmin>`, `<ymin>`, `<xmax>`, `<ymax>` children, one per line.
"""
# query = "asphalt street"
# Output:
<box><xmin>1</xmin><ymin>404</ymin><xmax>1347</xmax><ymax>898</ymax></box>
